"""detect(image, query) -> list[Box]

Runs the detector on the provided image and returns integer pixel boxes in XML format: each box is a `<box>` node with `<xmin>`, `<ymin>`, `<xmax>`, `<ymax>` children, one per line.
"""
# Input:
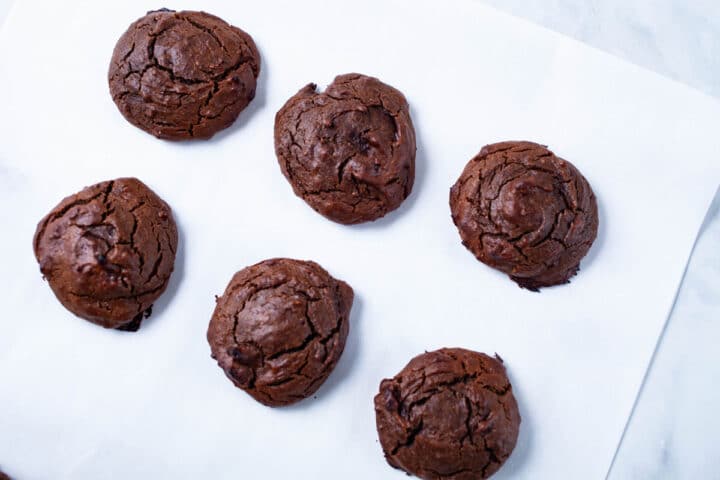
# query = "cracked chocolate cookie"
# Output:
<box><xmin>450</xmin><ymin>141</ymin><xmax>599</xmax><ymax>290</ymax></box>
<box><xmin>207</xmin><ymin>258</ymin><xmax>353</xmax><ymax>406</ymax></box>
<box><xmin>33</xmin><ymin>178</ymin><xmax>178</xmax><ymax>331</ymax></box>
<box><xmin>108</xmin><ymin>9</ymin><xmax>260</xmax><ymax>140</ymax></box>
<box><xmin>274</xmin><ymin>73</ymin><xmax>416</xmax><ymax>224</ymax></box>
<box><xmin>0</xmin><ymin>470</ymin><xmax>10</xmax><ymax>480</ymax></box>
<box><xmin>375</xmin><ymin>348</ymin><xmax>521</xmax><ymax>480</ymax></box>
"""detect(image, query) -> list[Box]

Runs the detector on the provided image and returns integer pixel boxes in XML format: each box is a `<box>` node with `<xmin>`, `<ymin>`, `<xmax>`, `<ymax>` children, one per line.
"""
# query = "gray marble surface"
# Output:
<box><xmin>610</xmin><ymin>193</ymin><xmax>720</xmax><ymax>478</ymax></box>
<box><xmin>478</xmin><ymin>0</ymin><xmax>720</xmax><ymax>99</ymax></box>
<box><xmin>1</xmin><ymin>0</ymin><xmax>718</xmax><ymax>478</ymax></box>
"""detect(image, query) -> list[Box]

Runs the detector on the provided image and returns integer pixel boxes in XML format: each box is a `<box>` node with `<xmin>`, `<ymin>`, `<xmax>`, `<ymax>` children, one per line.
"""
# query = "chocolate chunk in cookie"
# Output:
<box><xmin>375</xmin><ymin>348</ymin><xmax>521</xmax><ymax>480</ymax></box>
<box><xmin>274</xmin><ymin>73</ymin><xmax>416</xmax><ymax>224</ymax></box>
<box><xmin>108</xmin><ymin>9</ymin><xmax>260</xmax><ymax>140</ymax></box>
<box><xmin>33</xmin><ymin>178</ymin><xmax>178</xmax><ymax>330</ymax></box>
<box><xmin>207</xmin><ymin>258</ymin><xmax>353</xmax><ymax>406</ymax></box>
<box><xmin>450</xmin><ymin>141</ymin><xmax>599</xmax><ymax>290</ymax></box>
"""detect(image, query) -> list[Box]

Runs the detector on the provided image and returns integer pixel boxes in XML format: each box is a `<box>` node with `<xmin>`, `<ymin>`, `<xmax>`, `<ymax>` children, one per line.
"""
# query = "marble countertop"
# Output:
<box><xmin>478</xmin><ymin>0</ymin><xmax>720</xmax><ymax>99</ymax></box>
<box><xmin>1</xmin><ymin>1</ymin><xmax>718</xmax><ymax>478</ymax></box>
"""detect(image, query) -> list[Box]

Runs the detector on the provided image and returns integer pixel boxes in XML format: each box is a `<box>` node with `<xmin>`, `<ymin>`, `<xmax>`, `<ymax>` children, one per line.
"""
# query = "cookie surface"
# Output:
<box><xmin>450</xmin><ymin>141</ymin><xmax>598</xmax><ymax>290</ymax></box>
<box><xmin>33</xmin><ymin>178</ymin><xmax>178</xmax><ymax>330</ymax></box>
<box><xmin>274</xmin><ymin>73</ymin><xmax>416</xmax><ymax>224</ymax></box>
<box><xmin>375</xmin><ymin>348</ymin><xmax>521</xmax><ymax>480</ymax></box>
<box><xmin>108</xmin><ymin>9</ymin><xmax>260</xmax><ymax>140</ymax></box>
<box><xmin>207</xmin><ymin>258</ymin><xmax>353</xmax><ymax>406</ymax></box>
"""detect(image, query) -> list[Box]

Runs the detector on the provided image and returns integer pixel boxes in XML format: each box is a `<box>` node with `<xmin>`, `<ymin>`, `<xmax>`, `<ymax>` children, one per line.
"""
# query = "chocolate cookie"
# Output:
<box><xmin>375</xmin><ymin>348</ymin><xmax>521</xmax><ymax>480</ymax></box>
<box><xmin>450</xmin><ymin>141</ymin><xmax>599</xmax><ymax>290</ymax></box>
<box><xmin>274</xmin><ymin>73</ymin><xmax>416</xmax><ymax>224</ymax></box>
<box><xmin>0</xmin><ymin>470</ymin><xmax>10</xmax><ymax>480</ymax></box>
<box><xmin>108</xmin><ymin>9</ymin><xmax>260</xmax><ymax>140</ymax></box>
<box><xmin>207</xmin><ymin>258</ymin><xmax>353</xmax><ymax>406</ymax></box>
<box><xmin>33</xmin><ymin>178</ymin><xmax>178</xmax><ymax>331</ymax></box>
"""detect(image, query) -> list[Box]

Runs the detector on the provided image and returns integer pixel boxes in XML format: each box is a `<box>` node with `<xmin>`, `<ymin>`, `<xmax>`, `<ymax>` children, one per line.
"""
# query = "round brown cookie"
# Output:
<box><xmin>274</xmin><ymin>73</ymin><xmax>416</xmax><ymax>224</ymax></box>
<box><xmin>0</xmin><ymin>470</ymin><xmax>10</xmax><ymax>480</ymax></box>
<box><xmin>108</xmin><ymin>9</ymin><xmax>260</xmax><ymax>140</ymax></box>
<box><xmin>450</xmin><ymin>141</ymin><xmax>598</xmax><ymax>290</ymax></box>
<box><xmin>375</xmin><ymin>348</ymin><xmax>521</xmax><ymax>480</ymax></box>
<box><xmin>33</xmin><ymin>178</ymin><xmax>178</xmax><ymax>331</ymax></box>
<box><xmin>207</xmin><ymin>258</ymin><xmax>353</xmax><ymax>406</ymax></box>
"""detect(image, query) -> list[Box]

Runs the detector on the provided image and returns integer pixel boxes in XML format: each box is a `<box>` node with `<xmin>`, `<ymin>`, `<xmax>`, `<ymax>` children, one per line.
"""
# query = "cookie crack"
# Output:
<box><xmin>145</xmin><ymin>35</ymin><xmax>204</xmax><ymax>86</ymax></box>
<box><xmin>180</xmin><ymin>14</ymin><xmax>231</xmax><ymax>56</ymax></box>
<box><xmin>266</xmin><ymin>330</ymin><xmax>317</xmax><ymax>361</ymax></box>
<box><xmin>144</xmin><ymin>238</ymin><xmax>164</xmax><ymax>286</ymax></box>
<box><xmin>391</xmin><ymin>418</ymin><xmax>423</xmax><ymax>456</ymax></box>
<box><xmin>266</xmin><ymin>291</ymin><xmax>321</xmax><ymax>363</ymax></box>
<box><xmin>127</xmin><ymin>209</ymin><xmax>143</xmax><ymax>281</ymax></box>
<box><xmin>67</xmin><ymin>282</ymin><xmax>165</xmax><ymax>301</ymax></box>
<box><xmin>480</xmin><ymin>434</ymin><xmax>501</xmax><ymax>478</ymax></box>
<box><xmin>230</xmin><ymin>279</ymin><xmax>291</xmax><ymax>346</ymax></box>
<box><xmin>34</xmin><ymin>189</ymin><xmax>108</xmax><ymax>252</ymax></box>
<box><xmin>461</xmin><ymin>395</ymin><xmax>476</xmax><ymax>447</ymax></box>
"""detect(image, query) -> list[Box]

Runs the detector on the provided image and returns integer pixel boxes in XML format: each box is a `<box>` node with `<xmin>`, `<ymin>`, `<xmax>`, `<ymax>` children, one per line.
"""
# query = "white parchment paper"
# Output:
<box><xmin>1</xmin><ymin>0</ymin><xmax>719</xmax><ymax>478</ymax></box>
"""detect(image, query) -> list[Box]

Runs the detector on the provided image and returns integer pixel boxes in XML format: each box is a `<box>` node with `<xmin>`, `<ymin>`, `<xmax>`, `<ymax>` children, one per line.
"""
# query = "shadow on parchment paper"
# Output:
<box><xmin>281</xmin><ymin>291</ymin><xmax>364</xmax><ymax>412</ymax></box>
<box><xmin>134</xmin><ymin>215</ymin><xmax>186</xmax><ymax>331</ymax></box>
<box><xmin>493</xmin><ymin>363</ymin><xmax>534</xmax><ymax>479</ymax></box>
<box><xmin>578</xmin><ymin>185</ymin><xmax>607</xmax><ymax>273</ymax></box>
<box><xmin>350</xmin><ymin>101</ymin><xmax>429</xmax><ymax>231</ymax></box>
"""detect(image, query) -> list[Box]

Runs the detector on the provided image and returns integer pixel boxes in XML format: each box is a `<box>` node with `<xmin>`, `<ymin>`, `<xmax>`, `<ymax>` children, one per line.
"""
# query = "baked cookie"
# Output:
<box><xmin>375</xmin><ymin>348</ymin><xmax>521</xmax><ymax>480</ymax></box>
<box><xmin>450</xmin><ymin>141</ymin><xmax>598</xmax><ymax>290</ymax></box>
<box><xmin>108</xmin><ymin>9</ymin><xmax>260</xmax><ymax>140</ymax></box>
<box><xmin>207</xmin><ymin>258</ymin><xmax>353</xmax><ymax>406</ymax></box>
<box><xmin>33</xmin><ymin>178</ymin><xmax>178</xmax><ymax>331</ymax></box>
<box><xmin>274</xmin><ymin>73</ymin><xmax>416</xmax><ymax>224</ymax></box>
<box><xmin>0</xmin><ymin>470</ymin><xmax>10</xmax><ymax>480</ymax></box>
